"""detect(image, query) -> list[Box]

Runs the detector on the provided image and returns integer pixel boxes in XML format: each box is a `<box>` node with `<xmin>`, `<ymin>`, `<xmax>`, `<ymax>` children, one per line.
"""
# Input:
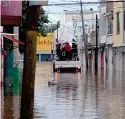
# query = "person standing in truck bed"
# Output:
<box><xmin>64</xmin><ymin>42</ymin><xmax>72</xmax><ymax>60</ymax></box>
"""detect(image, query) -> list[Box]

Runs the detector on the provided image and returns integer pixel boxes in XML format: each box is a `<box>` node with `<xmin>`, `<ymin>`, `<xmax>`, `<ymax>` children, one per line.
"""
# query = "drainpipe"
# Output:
<box><xmin>3</xmin><ymin>26</ymin><xmax>14</xmax><ymax>90</ymax></box>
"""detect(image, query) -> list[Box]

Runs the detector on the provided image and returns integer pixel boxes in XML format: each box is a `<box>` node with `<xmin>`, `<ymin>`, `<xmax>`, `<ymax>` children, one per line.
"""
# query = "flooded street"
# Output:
<box><xmin>2</xmin><ymin>62</ymin><xmax>125</xmax><ymax>119</ymax></box>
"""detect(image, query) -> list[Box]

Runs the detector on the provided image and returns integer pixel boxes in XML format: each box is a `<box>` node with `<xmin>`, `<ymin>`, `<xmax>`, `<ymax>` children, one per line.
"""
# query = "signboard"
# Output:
<box><xmin>1</xmin><ymin>0</ymin><xmax>22</xmax><ymax>25</ymax></box>
<box><xmin>37</xmin><ymin>33</ymin><xmax>53</xmax><ymax>52</ymax></box>
<box><xmin>29</xmin><ymin>0</ymin><xmax>48</xmax><ymax>6</ymax></box>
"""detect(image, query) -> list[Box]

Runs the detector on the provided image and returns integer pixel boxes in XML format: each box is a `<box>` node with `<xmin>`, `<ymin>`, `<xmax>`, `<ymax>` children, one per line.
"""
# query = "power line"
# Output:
<box><xmin>56</xmin><ymin>5</ymin><xmax>80</xmax><ymax>10</ymax></box>
<box><xmin>44</xmin><ymin>1</ymin><xmax>125</xmax><ymax>6</ymax></box>
<box><xmin>45</xmin><ymin>6</ymin><xmax>62</xmax><ymax>19</ymax></box>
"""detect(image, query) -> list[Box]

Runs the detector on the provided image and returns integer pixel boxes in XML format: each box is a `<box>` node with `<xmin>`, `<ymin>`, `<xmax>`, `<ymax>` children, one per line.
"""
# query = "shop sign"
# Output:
<box><xmin>1</xmin><ymin>0</ymin><xmax>22</xmax><ymax>25</ymax></box>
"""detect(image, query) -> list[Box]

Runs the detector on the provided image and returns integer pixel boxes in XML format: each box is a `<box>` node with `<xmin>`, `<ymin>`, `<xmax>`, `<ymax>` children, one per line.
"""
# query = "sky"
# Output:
<box><xmin>43</xmin><ymin>0</ymin><xmax>98</xmax><ymax>22</ymax></box>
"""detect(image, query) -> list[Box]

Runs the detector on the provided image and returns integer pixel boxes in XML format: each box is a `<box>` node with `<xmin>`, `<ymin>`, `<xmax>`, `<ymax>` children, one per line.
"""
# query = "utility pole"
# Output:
<box><xmin>80</xmin><ymin>0</ymin><xmax>88</xmax><ymax>70</ymax></box>
<box><xmin>56</xmin><ymin>20</ymin><xmax>60</xmax><ymax>42</ymax></box>
<box><xmin>20</xmin><ymin>5</ymin><xmax>40</xmax><ymax>119</ymax></box>
<box><xmin>50</xmin><ymin>22</ymin><xmax>54</xmax><ymax>80</ymax></box>
<box><xmin>95</xmin><ymin>14</ymin><xmax>98</xmax><ymax>69</ymax></box>
<box><xmin>57</xmin><ymin>26</ymin><xmax>58</xmax><ymax>41</ymax></box>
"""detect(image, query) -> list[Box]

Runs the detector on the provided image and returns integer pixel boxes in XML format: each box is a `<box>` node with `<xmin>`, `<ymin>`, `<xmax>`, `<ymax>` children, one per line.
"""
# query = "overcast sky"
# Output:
<box><xmin>43</xmin><ymin>0</ymin><xmax>98</xmax><ymax>22</ymax></box>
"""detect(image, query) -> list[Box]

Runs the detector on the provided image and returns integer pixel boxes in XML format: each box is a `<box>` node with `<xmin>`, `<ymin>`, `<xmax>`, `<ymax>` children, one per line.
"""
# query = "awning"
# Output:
<box><xmin>2</xmin><ymin>35</ymin><xmax>24</xmax><ymax>45</ymax></box>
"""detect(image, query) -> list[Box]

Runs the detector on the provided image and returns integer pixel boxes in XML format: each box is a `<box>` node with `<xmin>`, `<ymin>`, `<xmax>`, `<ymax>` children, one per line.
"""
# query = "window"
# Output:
<box><xmin>116</xmin><ymin>12</ymin><xmax>120</xmax><ymax>33</ymax></box>
<box><xmin>107</xmin><ymin>17</ymin><xmax>113</xmax><ymax>35</ymax></box>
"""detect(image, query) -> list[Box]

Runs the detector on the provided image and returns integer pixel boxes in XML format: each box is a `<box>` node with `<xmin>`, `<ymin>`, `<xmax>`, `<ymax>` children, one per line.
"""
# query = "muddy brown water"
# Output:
<box><xmin>1</xmin><ymin>62</ymin><xmax>125</xmax><ymax>119</ymax></box>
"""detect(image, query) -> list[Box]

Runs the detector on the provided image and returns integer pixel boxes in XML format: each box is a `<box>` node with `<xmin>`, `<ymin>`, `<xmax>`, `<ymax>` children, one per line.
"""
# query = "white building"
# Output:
<box><xmin>99</xmin><ymin>0</ymin><xmax>114</xmax><ymax>70</ymax></box>
<box><xmin>53</xmin><ymin>10</ymin><xmax>99</xmax><ymax>66</ymax></box>
<box><xmin>54</xmin><ymin>10</ymin><xmax>99</xmax><ymax>45</ymax></box>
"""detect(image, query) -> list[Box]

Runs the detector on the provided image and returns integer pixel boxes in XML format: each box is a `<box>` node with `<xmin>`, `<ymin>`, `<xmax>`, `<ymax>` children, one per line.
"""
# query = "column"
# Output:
<box><xmin>0</xmin><ymin>26</ymin><xmax>3</xmax><ymax>119</ymax></box>
<box><xmin>39</xmin><ymin>54</ymin><xmax>41</xmax><ymax>62</ymax></box>
<box><xmin>4</xmin><ymin>26</ymin><xmax>14</xmax><ymax>90</ymax></box>
<box><xmin>0</xmin><ymin>26</ymin><xmax>3</xmax><ymax>84</ymax></box>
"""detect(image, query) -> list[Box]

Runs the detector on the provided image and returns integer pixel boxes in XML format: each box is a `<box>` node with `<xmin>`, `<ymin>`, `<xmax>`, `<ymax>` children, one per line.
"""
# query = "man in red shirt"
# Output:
<box><xmin>64</xmin><ymin>42</ymin><xmax>72</xmax><ymax>60</ymax></box>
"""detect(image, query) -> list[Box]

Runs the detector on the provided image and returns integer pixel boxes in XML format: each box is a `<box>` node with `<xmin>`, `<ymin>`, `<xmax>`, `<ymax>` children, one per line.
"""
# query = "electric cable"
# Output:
<box><xmin>45</xmin><ymin>1</ymin><xmax>125</xmax><ymax>6</ymax></box>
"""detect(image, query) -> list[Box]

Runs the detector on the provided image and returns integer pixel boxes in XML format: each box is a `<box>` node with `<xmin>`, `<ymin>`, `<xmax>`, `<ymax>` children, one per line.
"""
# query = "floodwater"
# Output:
<box><xmin>1</xmin><ymin>62</ymin><xmax>125</xmax><ymax>119</ymax></box>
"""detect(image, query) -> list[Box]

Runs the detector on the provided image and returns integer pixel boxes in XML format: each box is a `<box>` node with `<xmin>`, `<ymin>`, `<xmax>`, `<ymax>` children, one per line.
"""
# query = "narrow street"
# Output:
<box><xmin>1</xmin><ymin>0</ymin><xmax>125</xmax><ymax>119</ymax></box>
<box><xmin>2</xmin><ymin>62</ymin><xmax>125</xmax><ymax>119</ymax></box>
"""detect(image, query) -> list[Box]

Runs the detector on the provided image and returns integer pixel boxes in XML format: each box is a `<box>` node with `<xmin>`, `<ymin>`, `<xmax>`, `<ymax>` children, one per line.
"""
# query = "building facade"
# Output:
<box><xmin>99</xmin><ymin>0</ymin><xmax>125</xmax><ymax>72</ymax></box>
<box><xmin>1</xmin><ymin>0</ymin><xmax>22</xmax><ymax>88</ymax></box>
<box><xmin>113</xmin><ymin>1</ymin><xmax>125</xmax><ymax>72</ymax></box>
<box><xmin>104</xmin><ymin>1</ymin><xmax>114</xmax><ymax>71</ymax></box>
<box><xmin>36</xmin><ymin>33</ymin><xmax>53</xmax><ymax>61</ymax></box>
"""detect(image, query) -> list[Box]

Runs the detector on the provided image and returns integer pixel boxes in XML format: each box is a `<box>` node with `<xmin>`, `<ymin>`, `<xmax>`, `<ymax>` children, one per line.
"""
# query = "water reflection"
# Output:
<box><xmin>2</xmin><ymin>72</ymin><xmax>20</xmax><ymax>119</ymax></box>
<box><xmin>2</xmin><ymin>63</ymin><xmax>125</xmax><ymax>119</ymax></box>
<box><xmin>3</xmin><ymin>87</ymin><xmax>20</xmax><ymax>119</ymax></box>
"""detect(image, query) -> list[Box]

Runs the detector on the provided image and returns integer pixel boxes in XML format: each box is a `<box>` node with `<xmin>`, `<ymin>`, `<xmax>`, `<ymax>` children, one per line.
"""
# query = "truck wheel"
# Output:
<box><xmin>76</xmin><ymin>68</ymin><xmax>81</xmax><ymax>72</ymax></box>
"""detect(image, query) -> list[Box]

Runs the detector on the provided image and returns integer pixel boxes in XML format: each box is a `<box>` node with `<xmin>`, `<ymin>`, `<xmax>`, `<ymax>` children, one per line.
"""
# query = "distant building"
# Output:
<box><xmin>88</xmin><ymin>31</ymin><xmax>97</xmax><ymax>46</ymax></box>
<box><xmin>99</xmin><ymin>0</ymin><xmax>114</xmax><ymax>70</ymax></box>
<box><xmin>99</xmin><ymin>0</ymin><xmax>125</xmax><ymax>72</ymax></box>
<box><xmin>53</xmin><ymin>10</ymin><xmax>99</xmax><ymax>66</ymax></box>
<box><xmin>54</xmin><ymin>10</ymin><xmax>99</xmax><ymax>48</ymax></box>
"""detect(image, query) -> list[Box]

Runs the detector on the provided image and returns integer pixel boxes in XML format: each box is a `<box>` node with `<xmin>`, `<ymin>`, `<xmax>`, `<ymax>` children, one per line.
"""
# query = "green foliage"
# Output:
<box><xmin>37</xmin><ymin>7</ymin><xmax>49</xmax><ymax>37</ymax></box>
<box><xmin>19</xmin><ymin>1</ymin><xmax>49</xmax><ymax>54</ymax></box>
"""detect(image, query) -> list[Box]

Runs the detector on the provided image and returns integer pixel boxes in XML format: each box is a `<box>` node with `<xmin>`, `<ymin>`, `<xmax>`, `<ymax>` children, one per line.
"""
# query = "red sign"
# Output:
<box><xmin>1</xmin><ymin>0</ymin><xmax>22</xmax><ymax>26</ymax></box>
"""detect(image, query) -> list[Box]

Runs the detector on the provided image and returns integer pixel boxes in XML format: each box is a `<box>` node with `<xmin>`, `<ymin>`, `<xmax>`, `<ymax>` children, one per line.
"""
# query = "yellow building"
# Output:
<box><xmin>36</xmin><ymin>33</ymin><xmax>54</xmax><ymax>61</ymax></box>
<box><xmin>37</xmin><ymin>33</ymin><xmax>53</xmax><ymax>52</ymax></box>
<box><xmin>113</xmin><ymin>2</ymin><xmax>124</xmax><ymax>46</ymax></box>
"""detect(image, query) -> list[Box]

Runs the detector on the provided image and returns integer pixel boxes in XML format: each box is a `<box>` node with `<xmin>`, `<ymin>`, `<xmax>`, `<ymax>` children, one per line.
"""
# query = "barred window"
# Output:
<box><xmin>107</xmin><ymin>17</ymin><xmax>113</xmax><ymax>35</ymax></box>
<box><xmin>116</xmin><ymin>12</ymin><xmax>120</xmax><ymax>33</ymax></box>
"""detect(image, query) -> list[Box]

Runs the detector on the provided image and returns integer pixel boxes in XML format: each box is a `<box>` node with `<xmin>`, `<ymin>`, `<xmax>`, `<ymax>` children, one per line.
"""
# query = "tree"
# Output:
<box><xmin>45</xmin><ymin>22</ymin><xmax>60</xmax><ymax>33</ymax></box>
<box><xmin>19</xmin><ymin>1</ymin><xmax>49</xmax><ymax>54</ymax></box>
<box><xmin>37</xmin><ymin>6</ymin><xmax>49</xmax><ymax>36</ymax></box>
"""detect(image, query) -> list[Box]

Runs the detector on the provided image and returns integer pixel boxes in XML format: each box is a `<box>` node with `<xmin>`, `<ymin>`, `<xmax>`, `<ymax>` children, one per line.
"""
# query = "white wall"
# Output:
<box><xmin>64</xmin><ymin>10</ymin><xmax>99</xmax><ymax>34</ymax></box>
<box><xmin>0</xmin><ymin>26</ymin><xmax>3</xmax><ymax>83</ymax></box>
<box><xmin>99</xmin><ymin>15</ymin><xmax>107</xmax><ymax>44</ymax></box>
<box><xmin>108</xmin><ymin>46</ymin><xmax>113</xmax><ymax>71</ymax></box>
<box><xmin>99</xmin><ymin>5</ymin><xmax>107</xmax><ymax>44</ymax></box>
<box><xmin>64</xmin><ymin>10</ymin><xmax>99</xmax><ymax>24</ymax></box>
<box><xmin>106</xmin><ymin>35</ymin><xmax>113</xmax><ymax>44</ymax></box>
<box><xmin>54</xmin><ymin>20</ymin><xmax>73</xmax><ymax>46</ymax></box>
<box><xmin>55</xmin><ymin>10</ymin><xmax>99</xmax><ymax>46</ymax></box>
